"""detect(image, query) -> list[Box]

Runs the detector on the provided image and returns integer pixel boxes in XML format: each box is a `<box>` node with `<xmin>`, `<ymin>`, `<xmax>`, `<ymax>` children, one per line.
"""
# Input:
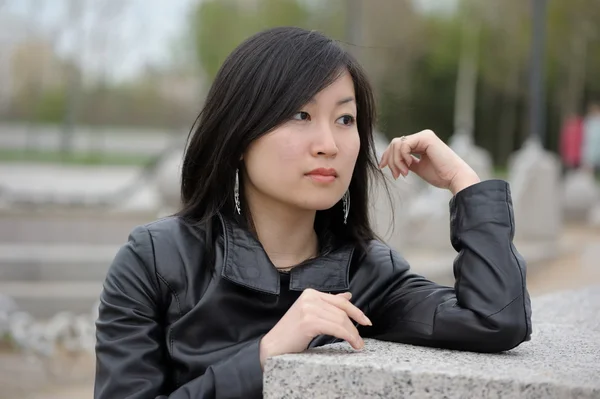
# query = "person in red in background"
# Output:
<box><xmin>560</xmin><ymin>113</ymin><xmax>584</xmax><ymax>170</ymax></box>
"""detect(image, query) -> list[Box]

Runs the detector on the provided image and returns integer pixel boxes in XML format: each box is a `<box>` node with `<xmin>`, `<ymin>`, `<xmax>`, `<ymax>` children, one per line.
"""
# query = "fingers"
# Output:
<box><xmin>311</xmin><ymin>302</ymin><xmax>364</xmax><ymax>349</ymax></box>
<box><xmin>296</xmin><ymin>290</ymin><xmax>370</xmax><ymax>351</ymax></box>
<box><xmin>381</xmin><ymin>140</ymin><xmax>409</xmax><ymax>178</ymax></box>
<box><xmin>380</xmin><ymin>130</ymin><xmax>431</xmax><ymax>178</ymax></box>
<box><xmin>389</xmin><ymin>143</ymin><xmax>406</xmax><ymax>178</ymax></box>
<box><xmin>321</xmin><ymin>293</ymin><xmax>372</xmax><ymax>326</ymax></box>
<box><xmin>316</xmin><ymin>318</ymin><xmax>365</xmax><ymax>350</ymax></box>
<box><xmin>400</xmin><ymin>130</ymin><xmax>434</xmax><ymax>154</ymax></box>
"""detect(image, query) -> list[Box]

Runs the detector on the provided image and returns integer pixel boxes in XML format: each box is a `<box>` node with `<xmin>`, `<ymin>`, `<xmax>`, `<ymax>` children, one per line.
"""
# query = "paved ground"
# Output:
<box><xmin>527</xmin><ymin>225</ymin><xmax>600</xmax><ymax>296</ymax></box>
<box><xmin>16</xmin><ymin>384</ymin><xmax>93</xmax><ymax>399</ymax></box>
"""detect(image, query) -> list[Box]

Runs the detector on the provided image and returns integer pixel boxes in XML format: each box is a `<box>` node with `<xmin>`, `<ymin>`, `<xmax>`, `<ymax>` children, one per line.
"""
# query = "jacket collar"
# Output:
<box><xmin>218</xmin><ymin>214</ymin><xmax>354</xmax><ymax>295</ymax></box>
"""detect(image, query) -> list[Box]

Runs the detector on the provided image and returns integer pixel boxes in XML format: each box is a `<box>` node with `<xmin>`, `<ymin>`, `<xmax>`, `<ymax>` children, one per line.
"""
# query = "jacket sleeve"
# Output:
<box><xmin>94</xmin><ymin>226</ymin><xmax>264</xmax><ymax>399</ymax></box>
<box><xmin>366</xmin><ymin>180</ymin><xmax>532</xmax><ymax>353</ymax></box>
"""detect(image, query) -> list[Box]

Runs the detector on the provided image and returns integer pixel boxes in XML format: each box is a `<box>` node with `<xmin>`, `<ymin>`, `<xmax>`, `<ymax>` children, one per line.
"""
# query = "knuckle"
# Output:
<box><xmin>301</xmin><ymin>312</ymin><xmax>316</xmax><ymax>328</ymax></box>
<box><xmin>300</xmin><ymin>301</ymin><xmax>314</xmax><ymax>315</ymax></box>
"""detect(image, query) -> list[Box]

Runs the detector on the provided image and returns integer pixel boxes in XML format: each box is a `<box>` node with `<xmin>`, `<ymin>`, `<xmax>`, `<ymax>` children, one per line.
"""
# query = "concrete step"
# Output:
<box><xmin>0</xmin><ymin>244</ymin><xmax>118</xmax><ymax>282</ymax></box>
<box><xmin>0</xmin><ymin>208</ymin><xmax>157</xmax><ymax>245</ymax></box>
<box><xmin>0</xmin><ymin>282</ymin><xmax>102</xmax><ymax>318</ymax></box>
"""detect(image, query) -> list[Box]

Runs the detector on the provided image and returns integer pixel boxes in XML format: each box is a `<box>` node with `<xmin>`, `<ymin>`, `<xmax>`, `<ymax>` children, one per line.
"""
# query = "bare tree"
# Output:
<box><xmin>60</xmin><ymin>0</ymin><xmax>88</xmax><ymax>155</ymax></box>
<box><xmin>24</xmin><ymin>0</ymin><xmax>46</xmax><ymax>150</ymax></box>
<box><xmin>87</xmin><ymin>0</ymin><xmax>129</xmax><ymax>154</ymax></box>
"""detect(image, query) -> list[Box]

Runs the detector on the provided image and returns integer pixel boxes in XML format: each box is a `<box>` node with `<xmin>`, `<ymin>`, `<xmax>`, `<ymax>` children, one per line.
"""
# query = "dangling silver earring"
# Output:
<box><xmin>234</xmin><ymin>169</ymin><xmax>241</xmax><ymax>215</ymax></box>
<box><xmin>342</xmin><ymin>190</ymin><xmax>350</xmax><ymax>224</ymax></box>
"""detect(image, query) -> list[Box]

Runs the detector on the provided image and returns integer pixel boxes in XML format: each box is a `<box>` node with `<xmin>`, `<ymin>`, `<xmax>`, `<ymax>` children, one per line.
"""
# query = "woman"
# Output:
<box><xmin>94</xmin><ymin>27</ymin><xmax>531</xmax><ymax>399</ymax></box>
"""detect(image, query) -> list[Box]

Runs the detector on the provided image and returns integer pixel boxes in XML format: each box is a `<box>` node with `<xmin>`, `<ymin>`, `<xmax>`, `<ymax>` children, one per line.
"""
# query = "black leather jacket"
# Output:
<box><xmin>94</xmin><ymin>180</ymin><xmax>532</xmax><ymax>399</ymax></box>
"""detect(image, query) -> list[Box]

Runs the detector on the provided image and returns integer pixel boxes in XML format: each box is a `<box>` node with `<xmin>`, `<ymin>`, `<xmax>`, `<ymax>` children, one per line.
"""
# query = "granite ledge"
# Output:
<box><xmin>532</xmin><ymin>285</ymin><xmax>600</xmax><ymax>332</ymax></box>
<box><xmin>264</xmin><ymin>286</ymin><xmax>600</xmax><ymax>399</ymax></box>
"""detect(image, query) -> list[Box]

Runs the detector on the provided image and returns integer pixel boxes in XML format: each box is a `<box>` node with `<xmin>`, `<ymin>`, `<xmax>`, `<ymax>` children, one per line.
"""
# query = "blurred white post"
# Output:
<box><xmin>448</xmin><ymin>3</ymin><xmax>492</xmax><ymax>180</ymax></box>
<box><xmin>508</xmin><ymin>0</ymin><xmax>562</xmax><ymax>250</ymax></box>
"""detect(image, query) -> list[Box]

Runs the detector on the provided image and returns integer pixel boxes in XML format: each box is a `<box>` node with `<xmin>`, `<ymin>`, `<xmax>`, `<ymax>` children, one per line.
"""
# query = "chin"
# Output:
<box><xmin>296</xmin><ymin>196</ymin><xmax>342</xmax><ymax>211</ymax></box>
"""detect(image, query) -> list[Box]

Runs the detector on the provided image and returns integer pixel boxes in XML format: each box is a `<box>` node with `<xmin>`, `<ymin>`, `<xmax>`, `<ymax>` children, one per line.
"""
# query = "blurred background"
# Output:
<box><xmin>0</xmin><ymin>0</ymin><xmax>599</xmax><ymax>397</ymax></box>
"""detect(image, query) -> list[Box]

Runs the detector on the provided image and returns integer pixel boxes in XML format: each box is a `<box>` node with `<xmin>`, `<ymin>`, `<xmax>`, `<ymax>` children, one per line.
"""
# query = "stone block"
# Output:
<box><xmin>403</xmin><ymin>133</ymin><xmax>493</xmax><ymax>251</ymax></box>
<box><xmin>404</xmin><ymin>186</ymin><xmax>454</xmax><ymax>251</ymax></box>
<box><xmin>589</xmin><ymin>201</ymin><xmax>600</xmax><ymax>227</ymax></box>
<box><xmin>448</xmin><ymin>133</ymin><xmax>493</xmax><ymax>181</ymax></box>
<box><xmin>264</xmin><ymin>286</ymin><xmax>600</xmax><ymax>398</ymax></box>
<box><xmin>562</xmin><ymin>169</ymin><xmax>600</xmax><ymax>222</ymax></box>
<box><xmin>508</xmin><ymin>139</ymin><xmax>563</xmax><ymax>242</ymax></box>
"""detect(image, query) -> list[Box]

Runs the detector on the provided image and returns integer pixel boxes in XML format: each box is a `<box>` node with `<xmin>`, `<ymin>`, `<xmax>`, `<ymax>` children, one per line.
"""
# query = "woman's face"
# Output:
<box><xmin>243</xmin><ymin>71</ymin><xmax>360</xmax><ymax>212</ymax></box>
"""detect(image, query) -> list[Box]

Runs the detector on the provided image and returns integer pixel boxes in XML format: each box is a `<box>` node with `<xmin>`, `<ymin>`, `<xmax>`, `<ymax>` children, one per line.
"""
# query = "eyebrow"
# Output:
<box><xmin>336</xmin><ymin>96</ymin><xmax>355</xmax><ymax>106</ymax></box>
<box><xmin>308</xmin><ymin>96</ymin><xmax>356</xmax><ymax>106</ymax></box>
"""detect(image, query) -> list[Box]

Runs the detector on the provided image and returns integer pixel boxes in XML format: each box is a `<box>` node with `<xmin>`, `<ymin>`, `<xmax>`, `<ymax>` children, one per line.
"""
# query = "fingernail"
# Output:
<box><xmin>364</xmin><ymin>315</ymin><xmax>372</xmax><ymax>326</ymax></box>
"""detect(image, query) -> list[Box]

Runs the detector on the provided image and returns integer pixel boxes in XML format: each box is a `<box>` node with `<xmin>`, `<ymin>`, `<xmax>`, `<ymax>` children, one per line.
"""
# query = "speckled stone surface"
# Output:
<box><xmin>264</xmin><ymin>286</ymin><xmax>600</xmax><ymax>399</ymax></box>
<box><xmin>532</xmin><ymin>285</ymin><xmax>600</xmax><ymax>332</ymax></box>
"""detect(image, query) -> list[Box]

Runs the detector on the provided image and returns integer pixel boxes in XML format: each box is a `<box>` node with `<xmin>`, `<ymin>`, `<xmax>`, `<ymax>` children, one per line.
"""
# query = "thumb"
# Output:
<box><xmin>337</xmin><ymin>292</ymin><xmax>352</xmax><ymax>300</ymax></box>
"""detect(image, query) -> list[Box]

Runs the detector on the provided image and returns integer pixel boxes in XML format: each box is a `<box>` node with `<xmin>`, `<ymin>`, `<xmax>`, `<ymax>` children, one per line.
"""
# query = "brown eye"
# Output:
<box><xmin>337</xmin><ymin>115</ymin><xmax>355</xmax><ymax>126</ymax></box>
<box><xmin>292</xmin><ymin>111</ymin><xmax>310</xmax><ymax>121</ymax></box>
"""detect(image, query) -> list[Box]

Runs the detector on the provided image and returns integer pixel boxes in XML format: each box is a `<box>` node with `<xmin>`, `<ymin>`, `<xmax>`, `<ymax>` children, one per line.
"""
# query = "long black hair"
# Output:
<box><xmin>177</xmin><ymin>26</ymin><xmax>386</xmax><ymax>252</ymax></box>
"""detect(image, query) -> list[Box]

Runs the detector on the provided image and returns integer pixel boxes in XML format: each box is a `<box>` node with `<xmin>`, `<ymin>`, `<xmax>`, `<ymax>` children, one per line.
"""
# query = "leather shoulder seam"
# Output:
<box><xmin>144</xmin><ymin>226</ymin><xmax>183</xmax><ymax>318</ymax></box>
<box><xmin>156</xmin><ymin>272</ymin><xmax>182</xmax><ymax>318</ymax></box>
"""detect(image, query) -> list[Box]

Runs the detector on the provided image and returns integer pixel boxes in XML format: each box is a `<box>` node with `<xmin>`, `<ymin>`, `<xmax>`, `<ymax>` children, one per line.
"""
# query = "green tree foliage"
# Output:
<box><xmin>33</xmin><ymin>88</ymin><xmax>68</xmax><ymax>123</ymax></box>
<box><xmin>191</xmin><ymin>0</ymin><xmax>312</xmax><ymax>81</ymax></box>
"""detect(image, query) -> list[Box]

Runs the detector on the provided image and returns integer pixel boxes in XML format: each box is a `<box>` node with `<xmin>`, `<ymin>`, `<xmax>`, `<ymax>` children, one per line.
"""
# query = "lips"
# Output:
<box><xmin>306</xmin><ymin>168</ymin><xmax>338</xmax><ymax>177</ymax></box>
<box><xmin>305</xmin><ymin>168</ymin><xmax>338</xmax><ymax>183</ymax></box>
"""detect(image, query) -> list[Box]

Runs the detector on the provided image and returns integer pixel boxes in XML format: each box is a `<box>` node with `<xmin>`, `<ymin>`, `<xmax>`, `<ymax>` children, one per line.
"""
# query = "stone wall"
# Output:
<box><xmin>264</xmin><ymin>286</ymin><xmax>600</xmax><ymax>399</ymax></box>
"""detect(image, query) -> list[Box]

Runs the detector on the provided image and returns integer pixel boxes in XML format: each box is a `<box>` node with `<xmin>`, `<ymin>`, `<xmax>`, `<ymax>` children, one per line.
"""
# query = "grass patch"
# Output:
<box><xmin>0</xmin><ymin>149</ymin><xmax>153</xmax><ymax>166</ymax></box>
<box><xmin>493</xmin><ymin>167</ymin><xmax>508</xmax><ymax>179</ymax></box>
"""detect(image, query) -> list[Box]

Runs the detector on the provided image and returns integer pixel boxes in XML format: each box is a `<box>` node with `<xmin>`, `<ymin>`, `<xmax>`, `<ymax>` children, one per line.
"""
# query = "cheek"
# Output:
<box><xmin>340</xmin><ymin>131</ymin><xmax>361</xmax><ymax>166</ymax></box>
<box><xmin>245</xmin><ymin>132</ymin><xmax>305</xmax><ymax>180</ymax></box>
<box><xmin>274</xmin><ymin>139</ymin><xmax>305</xmax><ymax>164</ymax></box>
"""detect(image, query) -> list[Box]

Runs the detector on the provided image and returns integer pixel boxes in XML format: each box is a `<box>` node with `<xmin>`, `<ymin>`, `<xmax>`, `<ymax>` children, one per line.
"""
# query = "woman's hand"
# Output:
<box><xmin>259</xmin><ymin>289</ymin><xmax>371</xmax><ymax>369</ymax></box>
<box><xmin>379</xmin><ymin>129</ymin><xmax>481</xmax><ymax>195</ymax></box>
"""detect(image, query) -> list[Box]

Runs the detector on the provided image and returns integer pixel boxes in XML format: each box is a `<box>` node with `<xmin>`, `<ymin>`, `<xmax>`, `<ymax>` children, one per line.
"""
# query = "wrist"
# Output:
<box><xmin>259</xmin><ymin>335</ymin><xmax>276</xmax><ymax>370</ymax></box>
<box><xmin>449</xmin><ymin>169</ymin><xmax>480</xmax><ymax>195</ymax></box>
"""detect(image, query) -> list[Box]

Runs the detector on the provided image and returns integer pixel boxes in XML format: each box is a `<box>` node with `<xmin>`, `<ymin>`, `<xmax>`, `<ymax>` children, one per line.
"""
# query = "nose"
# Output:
<box><xmin>311</xmin><ymin>123</ymin><xmax>338</xmax><ymax>158</ymax></box>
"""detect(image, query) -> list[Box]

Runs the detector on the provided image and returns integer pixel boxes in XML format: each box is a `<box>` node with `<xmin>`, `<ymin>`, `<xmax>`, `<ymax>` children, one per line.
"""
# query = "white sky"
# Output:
<box><xmin>1</xmin><ymin>0</ymin><xmax>196</xmax><ymax>82</ymax></box>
